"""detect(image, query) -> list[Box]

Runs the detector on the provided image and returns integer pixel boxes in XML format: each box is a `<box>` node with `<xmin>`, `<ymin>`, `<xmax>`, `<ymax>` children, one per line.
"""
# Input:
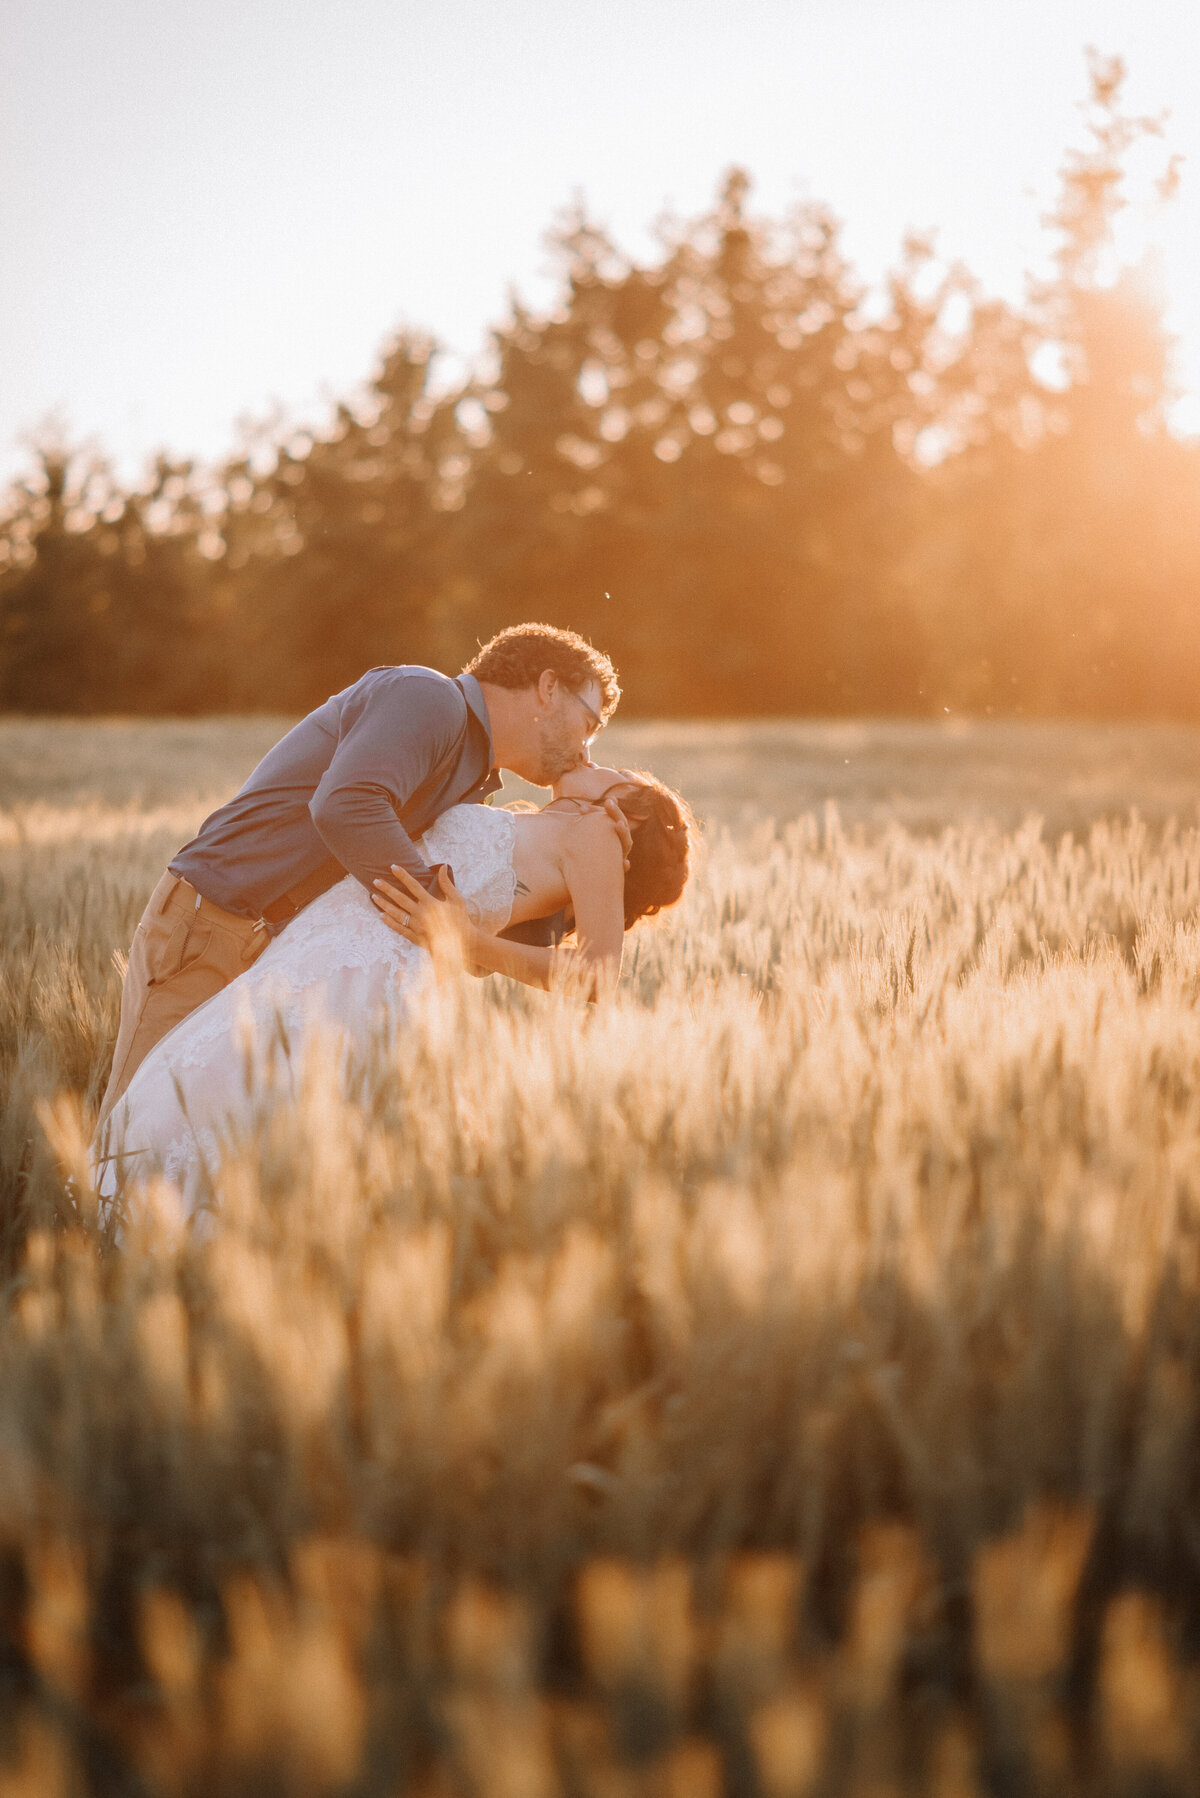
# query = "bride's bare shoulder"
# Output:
<box><xmin>560</xmin><ymin>806</ymin><xmax>624</xmax><ymax>865</ymax></box>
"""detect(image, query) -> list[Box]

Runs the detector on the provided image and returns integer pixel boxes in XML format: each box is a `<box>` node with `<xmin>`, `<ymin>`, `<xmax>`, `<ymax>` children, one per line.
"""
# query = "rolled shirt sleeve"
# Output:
<box><xmin>309</xmin><ymin>671</ymin><xmax>467</xmax><ymax>893</ymax></box>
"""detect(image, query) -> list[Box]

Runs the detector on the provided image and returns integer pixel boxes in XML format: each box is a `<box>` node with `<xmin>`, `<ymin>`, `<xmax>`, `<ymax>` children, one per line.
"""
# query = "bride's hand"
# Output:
<box><xmin>372</xmin><ymin>864</ymin><xmax>476</xmax><ymax>974</ymax></box>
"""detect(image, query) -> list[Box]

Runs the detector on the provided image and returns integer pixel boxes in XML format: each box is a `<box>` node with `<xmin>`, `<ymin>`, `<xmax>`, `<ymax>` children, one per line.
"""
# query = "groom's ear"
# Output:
<box><xmin>535</xmin><ymin>669</ymin><xmax>558</xmax><ymax>709</ymax></box>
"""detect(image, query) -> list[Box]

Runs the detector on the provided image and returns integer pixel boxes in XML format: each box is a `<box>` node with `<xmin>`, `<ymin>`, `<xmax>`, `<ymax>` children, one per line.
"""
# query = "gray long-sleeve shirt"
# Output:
<box><xmin>170</xmin><ymin>666</ymin><xmax>501</xmax><ymax>920</ymax></box>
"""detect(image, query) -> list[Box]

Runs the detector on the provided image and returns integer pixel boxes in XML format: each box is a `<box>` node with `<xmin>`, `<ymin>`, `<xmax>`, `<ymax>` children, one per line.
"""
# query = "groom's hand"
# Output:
<box><xmin>372</xmin><ymin>863</ymin><xmax>474</xmax><ymax>978</ymax></box>
<box><xmin>602</xmin><ymin>797</ymin><xmax>633</xmax><ymax>871</ymax></box>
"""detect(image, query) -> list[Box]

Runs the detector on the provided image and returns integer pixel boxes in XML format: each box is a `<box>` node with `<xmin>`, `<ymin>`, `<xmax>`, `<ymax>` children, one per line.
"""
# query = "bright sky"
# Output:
<box><xmin>3</xmin><ymin>0</ymin><xmax>1199</xmax><ymax>487</ymax></box>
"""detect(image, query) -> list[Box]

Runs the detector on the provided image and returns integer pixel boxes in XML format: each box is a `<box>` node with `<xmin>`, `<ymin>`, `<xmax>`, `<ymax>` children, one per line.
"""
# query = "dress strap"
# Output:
<box><xmin>541</xmin><ymin>781</ymin><xmax>630</xmax><ymax>813</ymax></box>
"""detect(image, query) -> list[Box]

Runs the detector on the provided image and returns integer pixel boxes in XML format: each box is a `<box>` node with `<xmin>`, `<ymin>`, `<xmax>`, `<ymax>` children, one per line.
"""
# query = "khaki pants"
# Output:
<box><xmin>96</xmin><ymin>872</ymin><xmax>269</xmax><ymax>1130</ymax></box>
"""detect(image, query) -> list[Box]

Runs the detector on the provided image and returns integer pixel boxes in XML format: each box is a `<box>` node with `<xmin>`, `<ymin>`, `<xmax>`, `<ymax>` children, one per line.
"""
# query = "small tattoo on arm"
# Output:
<box><xmin>514</xmin><ymin>879</ymin><xmax>530</xmax><ymax>895</ymax></box>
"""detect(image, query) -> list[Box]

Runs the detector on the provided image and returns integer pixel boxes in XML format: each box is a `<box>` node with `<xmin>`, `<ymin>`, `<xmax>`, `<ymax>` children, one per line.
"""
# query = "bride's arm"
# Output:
<box><xmin>557</xmin><ymin>809</ymin><xmax>626</xmax><ymax>984</ymax></box>
<box><xmin>372</xmin><ymin>867</ymin><xmax>565</xmax><ymax>990</ymax></box>
<box><xmin>464</xmin><ymin>813</ymin><xmax>625</xmax><ymax>993</ymax></box>
<box><xmin>457</xmin><ymin>928</ymin><xmax>558</xmax><ymax>991</ymax></box>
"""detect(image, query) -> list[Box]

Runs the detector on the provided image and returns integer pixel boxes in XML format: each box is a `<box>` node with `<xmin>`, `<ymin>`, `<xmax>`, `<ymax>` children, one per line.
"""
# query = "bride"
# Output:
<box><xmin>94</xmin><ymin>761</ymin><xmax>691</xmax><ymax>1219</ymax></box>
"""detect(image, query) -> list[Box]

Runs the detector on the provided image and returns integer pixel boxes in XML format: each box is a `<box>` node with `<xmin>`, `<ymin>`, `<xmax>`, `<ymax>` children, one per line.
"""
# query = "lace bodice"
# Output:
<box><xmin>96</xmin><ymin>804</ymin><xmax>518</xmax><ymax>1213</ymax></box>
<box><xmin>160</xmin><ymin>802</ymin><xmax>518</xmax><ymax>1073</ymax></box>
<box><xmin>416</xmin><ymin>801</ymin><xmax>519</xmax><ymax>933</ymax></box>
<box><xmin>256</xmin><ymin>800</ymin><xmax>519</xmax><ymax>981</ymax></box>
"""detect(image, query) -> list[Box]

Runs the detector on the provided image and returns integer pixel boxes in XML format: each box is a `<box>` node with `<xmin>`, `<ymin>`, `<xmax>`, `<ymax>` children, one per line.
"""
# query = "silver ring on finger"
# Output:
<box><xmin>401</xmin><ymin>910</ymin><xmax>411</xmax><ymax>927</ymax></box>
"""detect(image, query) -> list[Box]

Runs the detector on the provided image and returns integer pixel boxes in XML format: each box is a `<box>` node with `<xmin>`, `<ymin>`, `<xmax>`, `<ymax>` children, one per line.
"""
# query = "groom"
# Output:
<box><xmin>96</xmin><ymin>622</ymin><xmax>623</xmax><ymax>1128</ymax></box>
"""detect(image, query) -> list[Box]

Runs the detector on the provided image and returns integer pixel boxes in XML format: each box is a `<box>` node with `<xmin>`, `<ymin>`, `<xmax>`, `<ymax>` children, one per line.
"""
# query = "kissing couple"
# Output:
<box><xmin>92</xmin><ymin>623</ymin><xmax>692</xmax><ymax>1218</ymax></box>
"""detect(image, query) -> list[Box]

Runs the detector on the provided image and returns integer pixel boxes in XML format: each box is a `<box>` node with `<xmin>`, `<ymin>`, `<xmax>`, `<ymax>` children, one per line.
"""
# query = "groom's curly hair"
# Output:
<box><xmin>464</xmin><ymin>623</ymin><xmax>621</xmax><ymax>721</ymax></box>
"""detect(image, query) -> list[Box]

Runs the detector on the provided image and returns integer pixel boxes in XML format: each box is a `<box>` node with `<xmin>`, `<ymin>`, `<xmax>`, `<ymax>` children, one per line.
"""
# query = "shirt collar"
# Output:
<box><xmin>456</xmin><ymin>671</ymin><xmax>503</xmax><ymax>799</ymax></box>
<box><xmin>457</xmin><ymin>671</ymin><xmax>493</xmax><ymax>754</ymax></box>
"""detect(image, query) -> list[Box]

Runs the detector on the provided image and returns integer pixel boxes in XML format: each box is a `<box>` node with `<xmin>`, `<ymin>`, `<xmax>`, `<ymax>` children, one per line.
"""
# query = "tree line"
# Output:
<box><xmin>3</xmin><ymin>56</ymin><xmax>1198</xmax><ymax>719</ymax></box>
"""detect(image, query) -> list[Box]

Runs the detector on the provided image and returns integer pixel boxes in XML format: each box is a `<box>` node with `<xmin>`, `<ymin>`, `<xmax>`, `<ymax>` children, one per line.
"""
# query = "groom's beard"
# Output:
<box><xmin>534</xmin><ymin>718</ymin><xmax>584</xmax><ymax>785</ymax></box>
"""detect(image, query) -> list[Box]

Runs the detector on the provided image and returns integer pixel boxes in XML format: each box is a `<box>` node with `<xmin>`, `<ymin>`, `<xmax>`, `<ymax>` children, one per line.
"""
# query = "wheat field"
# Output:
<box><xmin>4</xmin><ymin>715</ymin><xmax>1200</xmax><ymax>1796</ymax></box>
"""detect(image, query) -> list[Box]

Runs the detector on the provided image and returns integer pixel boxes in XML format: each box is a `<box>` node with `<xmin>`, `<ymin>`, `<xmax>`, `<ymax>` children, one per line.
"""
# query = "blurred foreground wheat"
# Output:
<box><xmin>5</xmin><ymin>724</ymin><xmax>1200</xmax><ymax>1792</ymax></box>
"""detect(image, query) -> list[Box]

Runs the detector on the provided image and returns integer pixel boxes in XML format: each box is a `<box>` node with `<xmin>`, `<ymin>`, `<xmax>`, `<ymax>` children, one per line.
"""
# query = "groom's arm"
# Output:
<box><xmin>309</xmin><ymin>672</ymin><xmax>464</xmax><ymax>894</ymax></box>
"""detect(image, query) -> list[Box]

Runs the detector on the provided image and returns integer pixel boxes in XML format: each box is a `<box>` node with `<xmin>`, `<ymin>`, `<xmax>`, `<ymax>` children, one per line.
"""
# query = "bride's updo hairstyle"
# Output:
<box><xmin>614</xmin><ymin>773</ymin><xmax>693</xmax><ymax>929</ymax></box>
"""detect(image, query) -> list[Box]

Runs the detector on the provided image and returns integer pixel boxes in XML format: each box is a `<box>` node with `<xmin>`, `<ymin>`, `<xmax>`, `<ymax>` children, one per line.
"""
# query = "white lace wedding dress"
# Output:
<box><xmin>95</xmin><ymin>803</ymin><xmax>517</xmax><ymax>1221</ymax></box>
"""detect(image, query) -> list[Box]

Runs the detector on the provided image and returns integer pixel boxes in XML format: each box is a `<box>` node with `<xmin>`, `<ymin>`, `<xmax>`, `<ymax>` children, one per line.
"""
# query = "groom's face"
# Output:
<box><xmin>530</xmin><ymin>676</ymin><xmax>603</xmax><ymax>785</ymax></box>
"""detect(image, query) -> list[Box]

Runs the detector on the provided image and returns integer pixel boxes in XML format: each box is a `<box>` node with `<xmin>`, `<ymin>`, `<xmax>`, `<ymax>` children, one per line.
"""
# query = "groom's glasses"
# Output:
<box><xmin>568</xmin><ymin>689</ymin><xmax>604</xmax><ymax>743</ymax></box>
